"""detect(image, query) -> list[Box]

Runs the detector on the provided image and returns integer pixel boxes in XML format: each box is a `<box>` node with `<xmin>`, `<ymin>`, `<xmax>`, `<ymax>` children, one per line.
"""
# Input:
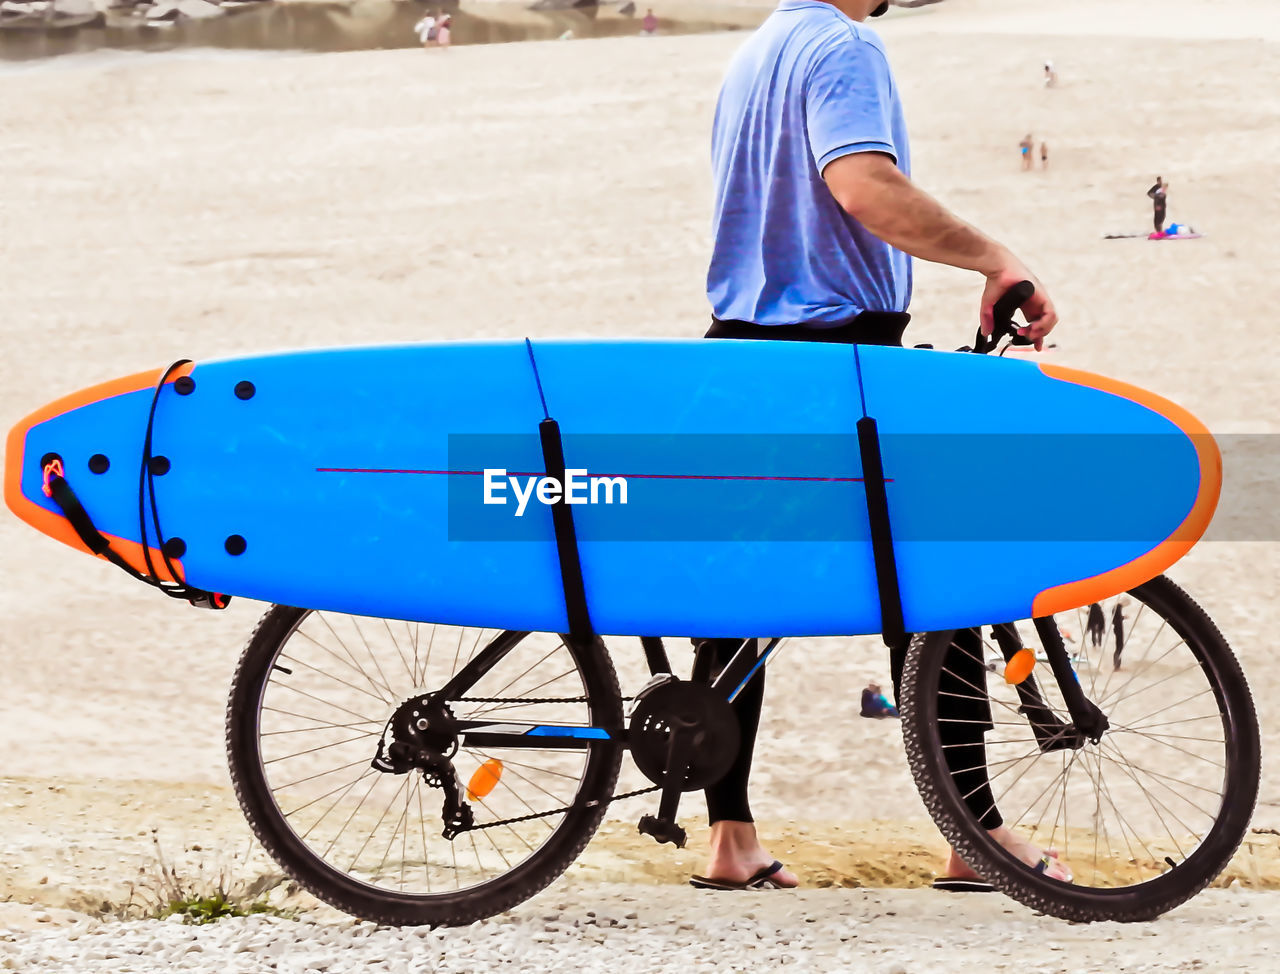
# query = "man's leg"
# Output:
<box><xmin>691</xmin><ymin>310</ymin><xmax>903</xmax><ymax>888</ymax></box>
<box><xmin>692</xmin><ymin>638</ymin><xmax>759</xmax><ymax>824</ymax></box>
<box><xmin>892</xmin><ymin>630</ymin><xmax>1072</xmax><ymax>882</ymax></box>
<box><xmin>890</xmin><ymin>630</ymin><xmax>999</xmax><ymax>827</ymax></box>
<box><xmin>692</xmin><ymin>638</ymin><xmax>798</xmax><ymax>886</ymax></box>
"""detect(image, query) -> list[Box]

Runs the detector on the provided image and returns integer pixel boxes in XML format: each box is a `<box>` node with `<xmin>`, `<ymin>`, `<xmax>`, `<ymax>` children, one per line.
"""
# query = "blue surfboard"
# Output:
<box><xmin>4</xmin><ymin>341</ymin><xmax>1219</xmax><ymax>636</ymax></box>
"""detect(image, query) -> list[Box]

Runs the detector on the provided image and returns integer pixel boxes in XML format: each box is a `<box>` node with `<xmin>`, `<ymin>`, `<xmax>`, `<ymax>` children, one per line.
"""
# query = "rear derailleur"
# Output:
<box><xmin>371</xmin><ymin>692</ymin><xmax>474</xmax><ymax>839</ymax></box>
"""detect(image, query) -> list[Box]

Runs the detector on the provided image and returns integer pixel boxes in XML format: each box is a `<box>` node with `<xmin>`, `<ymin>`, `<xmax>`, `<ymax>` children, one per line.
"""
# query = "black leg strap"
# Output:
<box><xmin>857</xmin><ymin>415</ymin><xmax>905</xmax><ymax>649</ymax></box>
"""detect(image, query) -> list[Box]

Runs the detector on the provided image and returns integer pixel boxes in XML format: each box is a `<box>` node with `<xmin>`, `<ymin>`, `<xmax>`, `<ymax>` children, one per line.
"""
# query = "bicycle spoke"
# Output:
<box><xmin>311</xmin><ymin>613</ymin><xmax>395</xmax><ymax>702</ymax></box>
<box><xmin>279</xmin><ymin>651</ymin><xmax>391</xmax><ymax>704</ymax></box>
<box><xmin>382</xmin><ymin>617</ymin><xmax>417</xmax><ymax>688</ymax></box>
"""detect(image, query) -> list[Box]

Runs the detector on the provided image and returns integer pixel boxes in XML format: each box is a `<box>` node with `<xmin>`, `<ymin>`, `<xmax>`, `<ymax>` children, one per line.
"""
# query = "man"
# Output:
<box><xmin>1087</xmin><ymin>601</ymin><xmax>1106</xmax><ymax>649</ymax></box>
<box><xmin>1111</xmin><ymin>598</ymin><xmax>1128</xmax><ymax>670</ymax></box>
<box><xmin>1148</xmin><ymin>176</ymin><xmax>1169</xmax><ymax>234</ymax></box>
<box><xmin>696</xmin><ymin>0</ymin><xmax>1067</xmax><ymax>892</ymax></box>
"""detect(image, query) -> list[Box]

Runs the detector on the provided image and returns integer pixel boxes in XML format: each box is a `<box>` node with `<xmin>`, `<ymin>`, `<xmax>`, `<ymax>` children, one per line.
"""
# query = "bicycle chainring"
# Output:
<box><xmin>629</xmin><ymin>681</ymin><xmax>740</xmax><ymax>791</ymax></box>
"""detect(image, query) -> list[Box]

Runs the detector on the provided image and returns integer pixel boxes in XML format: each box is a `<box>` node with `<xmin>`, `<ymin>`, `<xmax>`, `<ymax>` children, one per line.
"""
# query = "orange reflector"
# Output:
<box><xmin>466</xmin><ymin>759</ymin><xmax>504</xmax><ymax>800</ymax></box>
<box><xmin>1004</xmin><ymin>648</ymin><xmax>1036</xmax><ymax>685</ymax></box>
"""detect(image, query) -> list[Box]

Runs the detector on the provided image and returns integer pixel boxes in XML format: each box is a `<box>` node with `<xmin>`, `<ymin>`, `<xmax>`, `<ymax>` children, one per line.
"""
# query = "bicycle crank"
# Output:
<box><xmin>629</xmin><ymin>678</ymin><xmax>741</xmax><ymax>848</ymax></box>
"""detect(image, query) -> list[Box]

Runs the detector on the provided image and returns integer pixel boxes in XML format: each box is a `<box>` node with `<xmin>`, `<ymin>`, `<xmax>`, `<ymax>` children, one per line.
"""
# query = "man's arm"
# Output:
<box><xmin>823</xmin><ymin>151</ymin><xmax>1058</xmax><ymax>346</ymax></box>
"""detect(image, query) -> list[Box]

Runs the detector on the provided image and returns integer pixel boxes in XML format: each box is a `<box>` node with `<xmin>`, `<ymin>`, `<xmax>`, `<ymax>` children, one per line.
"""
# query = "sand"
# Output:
<box><xmin>2</xmin><ymin>0</ymin><xmax>1280</xmax><ymax>962</ymax></box>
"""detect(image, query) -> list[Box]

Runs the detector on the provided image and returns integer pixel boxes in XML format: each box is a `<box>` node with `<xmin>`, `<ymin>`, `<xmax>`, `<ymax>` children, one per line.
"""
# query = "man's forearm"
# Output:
<box><xmin>834</xmin><ymin>163</ymin><xmax>1008</xmax><ymax>276</ymax></box>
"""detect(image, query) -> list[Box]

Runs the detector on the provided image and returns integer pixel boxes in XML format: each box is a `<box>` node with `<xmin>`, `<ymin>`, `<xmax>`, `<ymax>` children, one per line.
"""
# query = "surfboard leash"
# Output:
<box><xmin>38</xmin><ymin>361</ymin><xmax>231</xmax><ymax>611</ymax></box>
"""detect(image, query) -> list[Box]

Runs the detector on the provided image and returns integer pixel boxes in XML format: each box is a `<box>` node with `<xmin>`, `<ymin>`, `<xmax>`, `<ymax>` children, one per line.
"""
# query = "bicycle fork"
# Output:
<box><xmin>991</xmin><ymin>620</ymin><xmax>1109</xmax><ymax>750</ymax></box>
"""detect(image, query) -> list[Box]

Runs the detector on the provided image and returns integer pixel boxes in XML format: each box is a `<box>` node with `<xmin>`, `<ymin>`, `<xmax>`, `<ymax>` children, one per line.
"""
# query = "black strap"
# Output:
<box><xmin>857</xmin><ymin>415</ymin><xmax>905</xmax><ymax>649</ymax></box>
<box><xmin>538</xmin><ymin>417</ymin><xmax>594</xmax><ymax>643</ymax></box>
<box><xmin>139</xmin><ymin>360</ymin><xmax>192</xmax><ymax>588</ymax></box>
<box><xmin>524</xmin><ymin>340</ymin><xmax>594</xmax><ymax>643</ymax></box>
<box><xmin>47</xmin><ymin>475</ymin><xmax>135</xmax><ymax>569</ymax></box>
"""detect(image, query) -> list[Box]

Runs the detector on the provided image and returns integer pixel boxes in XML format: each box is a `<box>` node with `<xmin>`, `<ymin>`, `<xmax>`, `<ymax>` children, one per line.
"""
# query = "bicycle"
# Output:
<box><xmin>225</xmin><ymin>287</ymin><xmax>1260</xmax><ymax>925</ymax></box>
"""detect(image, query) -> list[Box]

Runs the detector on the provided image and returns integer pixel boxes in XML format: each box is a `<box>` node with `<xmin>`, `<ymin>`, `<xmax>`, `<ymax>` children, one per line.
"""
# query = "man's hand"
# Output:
<box><xmin>979</xmin><ymin>260</ymin><xmax>1058</xmax><ymax>351</ymax></box>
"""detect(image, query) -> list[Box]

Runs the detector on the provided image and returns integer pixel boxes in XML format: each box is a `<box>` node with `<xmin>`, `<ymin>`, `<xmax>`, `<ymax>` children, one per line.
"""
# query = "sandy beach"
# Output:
<box><xmin>3</xmin><ymin>0</ymin><xmax>1280</xmax><ymax>967</ymax></box>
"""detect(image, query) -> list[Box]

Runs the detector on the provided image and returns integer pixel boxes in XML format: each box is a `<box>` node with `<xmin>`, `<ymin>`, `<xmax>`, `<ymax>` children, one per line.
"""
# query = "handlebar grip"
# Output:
<box><xmin>991</xmin><ymin>280</ymin><xmax>1036</xmax><ymax>339</ymax></box>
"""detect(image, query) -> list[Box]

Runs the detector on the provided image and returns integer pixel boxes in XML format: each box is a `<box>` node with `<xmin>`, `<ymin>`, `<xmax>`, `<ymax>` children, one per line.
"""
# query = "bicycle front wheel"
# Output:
<box><xmin>226</xmin><ymin>605</ymin><xmax>623</xmax><ymax>926</ymax></box>
<box><xmin>901</xmin><ymin>575</ymin><xmax>1260</xmax><ymax>922</ymax></box>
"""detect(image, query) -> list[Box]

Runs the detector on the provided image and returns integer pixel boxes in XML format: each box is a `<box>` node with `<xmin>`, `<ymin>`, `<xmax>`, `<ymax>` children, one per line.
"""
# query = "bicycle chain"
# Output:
<box><xmin>451</xmin><ymin>694</ymin><xmax>650</xmax><ymax>833</ymax></box>
<box><xmin>464</xmin><ymin>784</ymin><xmax>660</xmax><ymax>832</ymax></box>
<box><xmin>453</xmin><ymin>695</ymin><xmax>639</xmax><ymax>704</ymax></box>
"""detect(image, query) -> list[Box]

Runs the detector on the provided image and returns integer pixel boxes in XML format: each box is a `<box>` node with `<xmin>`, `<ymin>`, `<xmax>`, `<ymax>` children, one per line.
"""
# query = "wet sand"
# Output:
<box><xmin>0</xmin><ymin>0</ymin><xmax>765</xmax><ymax>66</ymax></box>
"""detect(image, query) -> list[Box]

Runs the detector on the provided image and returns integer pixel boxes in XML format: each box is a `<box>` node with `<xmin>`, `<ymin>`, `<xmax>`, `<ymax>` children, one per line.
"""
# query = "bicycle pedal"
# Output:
<box><xmin>637</xmin><ymin>814</ymin><xmax>686</xmax><ymax>848</ymax></box>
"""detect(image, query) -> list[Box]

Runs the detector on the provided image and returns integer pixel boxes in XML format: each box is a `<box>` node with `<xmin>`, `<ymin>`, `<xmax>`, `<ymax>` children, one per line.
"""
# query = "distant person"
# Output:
<box><xmin>1043</xmin><ymin>60</ymin><xmax>1057</xmax><ymax>87</ymax></box>
<box><xmin>436</xmin><ymin>13</ymin><xmax>452</xmax><ymax>50</ymax></box>
<box><xmin>1040</xmin><ymin>141</ymin><xmax>1049</xmax><ymax>169</ymax></box>
<box><xmin>1019</xmin><ymin>133</ymin><xmax>1034</xmax><ymax>171</ymax></box>
<box><xmin>1086</xmin><ymin>602</ymin><xmax>1105</xmax><ymax>649</ymax></box>
<box><xmin>642</xmin><ymin>8</ymin><xmax>658</xmax><ymax>35</ymax></box>
<box><xmin>413</xmin><ymin>11</ymin><xmax>436</xmax><ymax>48</ymax></box>
<box><xmin>860</xmin><ymin>683</ymin><xmax>899</xmax><ymax>719</ymax></box>
<box><xmin>1147</xmin><ymin>177</ymin><xmax>1169</xmax><ymax>234</ymax></box>
<box><xmin>1112</xmin><ymin>599</ymin><xmax>1128</xmax><ymax>670</ymax></box>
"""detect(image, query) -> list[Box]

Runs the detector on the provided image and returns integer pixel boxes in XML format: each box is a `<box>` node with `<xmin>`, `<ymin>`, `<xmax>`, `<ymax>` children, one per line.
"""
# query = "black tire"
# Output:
<box><xmin>226</xmin><ymin>605</ymin><xmax>624</xmax><ymax>926</ymax></box>
<box><xmin>901</xmin><ymin>575</ymin><xmax>1260</xmax><ymax>922</ymax></box>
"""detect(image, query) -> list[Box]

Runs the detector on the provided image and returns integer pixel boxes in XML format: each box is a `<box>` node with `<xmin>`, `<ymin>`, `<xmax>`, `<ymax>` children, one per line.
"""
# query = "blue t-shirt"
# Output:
<box><xmin>707</xmin><ymin>1</ymin><xmax>912</xmax><ymax>325</ymax></box>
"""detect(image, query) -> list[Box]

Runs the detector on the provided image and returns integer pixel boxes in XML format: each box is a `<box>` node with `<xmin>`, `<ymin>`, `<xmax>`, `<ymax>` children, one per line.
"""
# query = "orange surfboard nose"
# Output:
<box><xmin>4</xmin><ymin>364</ymin><xmax>194</xmax><ymax>582</ymax></box>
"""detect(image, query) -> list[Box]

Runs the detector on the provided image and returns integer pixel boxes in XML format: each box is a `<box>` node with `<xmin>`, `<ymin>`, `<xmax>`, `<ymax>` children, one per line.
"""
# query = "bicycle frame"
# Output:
<box><xmin>439</xmin><ymin>633</ymin><xmax>783</xmax><ymax>751</ymax></box>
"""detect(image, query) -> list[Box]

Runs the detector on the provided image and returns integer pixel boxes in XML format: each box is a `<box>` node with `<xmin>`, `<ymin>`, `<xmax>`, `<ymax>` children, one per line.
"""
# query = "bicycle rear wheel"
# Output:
<box><xmin>226</xmin><ymin>605</ymin><xmax>623</xmax><ymax>925</ymax></box>
<box><xmin>901</xmin><ymin>575</ymin><xmax>1260</xmax><ymax>922</ymax></box>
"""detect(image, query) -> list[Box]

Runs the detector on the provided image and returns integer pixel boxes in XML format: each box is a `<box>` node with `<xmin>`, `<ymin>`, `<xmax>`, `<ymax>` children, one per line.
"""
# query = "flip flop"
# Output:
<box><xmin>1034</xmin><ymin>854</ymin><xmax>1073</xmax><ymax>882</ymax></box>
<box><xmin>689</xmin><ymin>860</ymin><xmax>790</xmax><ymax>890</ymax></box>
<box><xmin>930</xmin><ymin>876</ymin><xmax>994</xmax><ymax>893</ymax></box>
<box><xmin>933</xmin><ymin>854</ymin><xmax>1070</xmax><ymax>892</ymax></box>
